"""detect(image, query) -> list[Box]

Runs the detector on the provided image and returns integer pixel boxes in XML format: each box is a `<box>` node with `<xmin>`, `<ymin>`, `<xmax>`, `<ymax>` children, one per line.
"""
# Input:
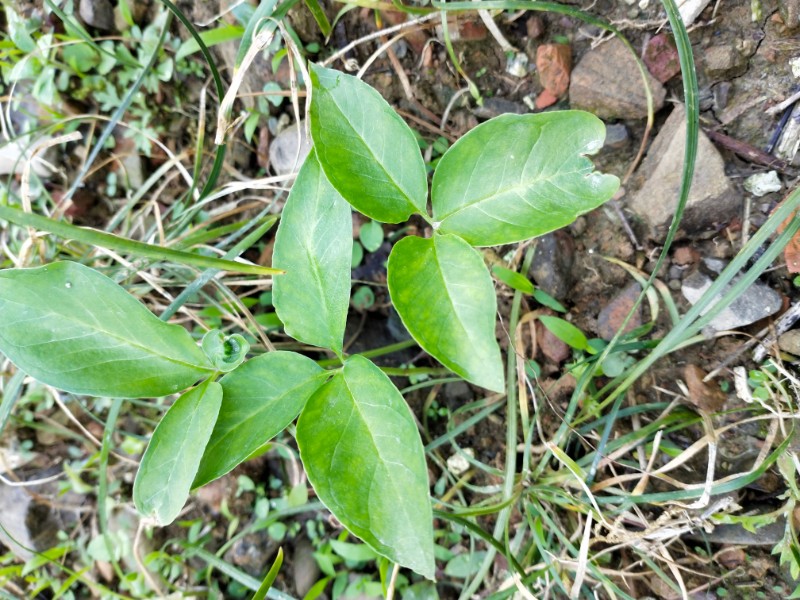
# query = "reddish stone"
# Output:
<box><xmin>458</xmin><ymin>18</ymin><xmax>487</xmax><ymax>42</ymax></box>
<box><xmin>536</xmin><ymin>43</ymin><xmax>572</xmax><ymax>97</ymax></box>
<box><xmin>643</xmin><ymin>33</ymin><xmax>681</xmax><ymax>83</ymax></box>
<box><xmin>535</xmin><ymin>88</ymin><xmax>559</xmax><ymax>110</ymax></box>
<box><xmin>536</xmin><ymin>321</ymin><xmax>571</xmax><ymax>363</ymax></box>
<box><xmin>526</xmin><ymin>15</ymin><xmax>545</xmax><ymax>39</ymax></box>
<box><xmin>596</xmin><ymin>283</ymin><xmax>642</xmax><ymax>341</ymax></box>
<box><xmin>672</xmin><ymin>245</ymin><xmax>700</xmax><ymax>266</ymax></box>
<box><xmin>380</xmin><ymin>10</ymin><xmax>428</xmax><ymax>55</ymax></box>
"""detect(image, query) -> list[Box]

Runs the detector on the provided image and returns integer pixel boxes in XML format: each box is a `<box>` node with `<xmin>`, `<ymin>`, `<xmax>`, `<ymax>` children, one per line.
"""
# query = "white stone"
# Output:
<box><xmin>506</xmin><ymin>53</ymin><xmax>529</xmax><ymax>78</ymax></box>
<box><xmin>744</xmin><ymin>171</ymin><xmax>782</xmax><ymax>197</ymax></box>
<box><xmin>791</xmin><ymin>56</ymin><xmax>800</xmax><ymax>78</ymax></box>
<box><xmin>677</xmin><ymin>0</ymin><xmax>712</xmax><ymax>25</ymax></box>
<box><xmin>447</xmin><ymin>448</ymin><xmax>474</xmax><ymax>476</ymax></box>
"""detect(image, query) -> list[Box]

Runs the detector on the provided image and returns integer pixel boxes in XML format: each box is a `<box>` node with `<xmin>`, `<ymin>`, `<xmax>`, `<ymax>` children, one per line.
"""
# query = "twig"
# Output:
<box><xmin>766</xmin><ymin>89</ymin><xmax>800</xmax><ymax>116</ymax></box>
<box><xmin>474</xmin><ymin>5</ymin><xmax>516</xmax><ymax>53</ymax></box>
<box><xmin>704</xmin><ymin>128</ymin><xmax>790</xmax><ymax>172</ymax></box>
<box><xmin>322</xmin><ymin>13</ymin><xmax>439</xmax><ymax>69</ymax></box>
<box><xmin>753</xmin><ymin>301</ymin><xmax>800</xmax><ymax>362</ymax></box>
<box><xmin>396</xmin><ymin>109</ymin><xmax>457</xmax><ymax>142</ymax></box>
<box><xmin>609</xmin><ymin>199</ymin><xmax>644</xmax><ymax>251</ymax></box>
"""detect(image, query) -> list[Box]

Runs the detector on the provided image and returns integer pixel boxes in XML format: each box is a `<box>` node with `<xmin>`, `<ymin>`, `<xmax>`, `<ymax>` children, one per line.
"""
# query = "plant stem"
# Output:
<box><xmin>317</xmin><ymin>338</ymin><xmax>418</xmax><ymax>367</ymax></box>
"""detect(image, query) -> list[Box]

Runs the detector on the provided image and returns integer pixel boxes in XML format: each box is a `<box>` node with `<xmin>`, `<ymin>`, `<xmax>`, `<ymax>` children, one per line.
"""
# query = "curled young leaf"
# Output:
<box><xmin>297</xmin><ymin>356</ymin><xmax>435</xmax><ymax>579</ymax></box>
<box><xmin>201</xmin><ymin>329</ymin><xmax>249</xmax><ymax>372</ymax></box>
<box><xmin>431</xmin><ymin>112</ymin><xmax>619</xmax><ymax>246</ymax></box>
<box><xmin>0</xmin><ymin>261</ymin><xmax>212</xmax><ymax>398</ymax></box>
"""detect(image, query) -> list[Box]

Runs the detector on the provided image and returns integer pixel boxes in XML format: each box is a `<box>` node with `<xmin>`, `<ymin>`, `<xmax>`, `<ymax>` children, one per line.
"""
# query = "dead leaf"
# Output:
<box><xmin>683</xmin><ymin>365</ymin><xmax>726</xmax><ymax>412</ymax></box>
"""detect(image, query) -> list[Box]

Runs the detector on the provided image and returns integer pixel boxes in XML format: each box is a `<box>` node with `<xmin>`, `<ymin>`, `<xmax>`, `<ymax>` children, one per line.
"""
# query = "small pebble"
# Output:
<box><xmin>604</xmin><ymin>123</ymin><xmax>629</xmax><ymax>150</ymax></box>
<box><xmin>744</xmin><ymin>171</ymin><xmax>782</xmax><ymax>197</ymax></box>
<box><xmin>447</xmin><ymin>449</ymin><xmax>474</xmax><ymax>476</ymax></box>
<box><xmin>506</xmin><ymin>52</ymin><xmax>529</xmax><ymax>78</ymax></box>
<box><xmin>596</xmin><ymin>283</ymin><xmax>642</xmax><ymax>341</ymax></box>
<box><xmin>778</xmin><ymin>329</ymin><xmax>800</xmax><ymax>356</ymax></box>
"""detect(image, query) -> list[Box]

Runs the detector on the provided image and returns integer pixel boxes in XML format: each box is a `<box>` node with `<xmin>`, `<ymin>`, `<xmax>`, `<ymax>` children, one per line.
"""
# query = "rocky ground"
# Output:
<box><xmin>3</xmin><ymin>0</ymin><xmax>800</xmax><ymax>597</ymax></box>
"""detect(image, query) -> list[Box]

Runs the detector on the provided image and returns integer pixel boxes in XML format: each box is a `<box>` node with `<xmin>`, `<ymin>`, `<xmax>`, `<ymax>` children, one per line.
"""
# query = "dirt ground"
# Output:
<box><xmin>4</xmin><ymin>0</ymin><xmax>800</xmax><ymax>597</ymax></box>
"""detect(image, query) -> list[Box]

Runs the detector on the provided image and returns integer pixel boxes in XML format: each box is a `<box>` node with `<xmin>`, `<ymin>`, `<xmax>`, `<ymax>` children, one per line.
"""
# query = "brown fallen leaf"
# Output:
<box><xmin>683</xmin><ymin>365</ymin><xmax>727</xmax><ymax>412</ymax></box>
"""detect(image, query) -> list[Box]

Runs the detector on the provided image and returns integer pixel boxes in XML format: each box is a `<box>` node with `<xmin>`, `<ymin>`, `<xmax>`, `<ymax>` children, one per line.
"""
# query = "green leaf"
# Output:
<box><xmin>0</xmin><ymin>262</ymin><xmax>212</xmax><ymax>398</ymax></box>
<box><xmin>252</xmin><ymin>547</ymin><xmax>283</xmax><ymax>600</ymax></box>
<box><xmin>431</xmin><ymin>112</ymin><xmax>619</xmax><ymax>246</ymax></box>
<box><xmin>329</xmin><ymin>540</ymin><xmax>378</xmax><ymax>563</ymax></box>
<box><xmin>273</xmin><ymin>152</ymin><xmax>352</xmax><ymax>354</ymax></box>
<box><xmin>359</xmin><ymin>220</ymin><xmax>384</xmax><ymax>253</ymax></box>
<box><xmin>5</xmin><ymin>7</ymin><xmax>35</xmax><ymax>52</ymax></box>
<box><xmin>309</xmin><ymin>63</ymin><xmax>427</xmax><ymax>223</ymax></box>
<box><xmin>193</xmin><ymin>352</ymin><xmax>327</xmax><ymax>487</ymax></box>
<box><xmin>491</xmin><ymin>265</ymin><xmax>534</xmax><ymax>294</ymax></box>
<box><xmin>297</xmin><ymin>356</ymin><xmax>435</xmax><ymax>579</ymax></box>
<box><xmin>538</xmin><ymin>315</ymin><xmax>588</xmax><ymax>351</ymax></box>
<box><xmin>533</xmin><ymin>288</ymin><xmax>566</xmax><ymax>313</ymax></box>
<box><xmin>387</xmin><ymin>234</ymin><xmax>504</xmax><ymax>392</ymax></box>
<box><xmin>176</xmin><ymin>25</ymin><xmax>244</xmax><ymax>61</ymax></box>
<box><xmin>351</xmin><ymin>286</ymin><xmax>375</xmax><ymax>311</ymax></box>
<box><xmin>0</xmin><ymin>205</ymin><xmax>282</xmax><ymax>276</ymax></box>
<box><xmin>134</xmin><ymin>380</ymin><xmax>223</xmax><ymax>526</ymax></box>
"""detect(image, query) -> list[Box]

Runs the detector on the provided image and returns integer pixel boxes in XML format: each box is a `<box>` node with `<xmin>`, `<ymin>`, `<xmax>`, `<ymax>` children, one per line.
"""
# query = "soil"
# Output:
<box><xmin>4</xmin><ymin>0</ymin><xmax>800</xmax><ymax>598</ymax></box>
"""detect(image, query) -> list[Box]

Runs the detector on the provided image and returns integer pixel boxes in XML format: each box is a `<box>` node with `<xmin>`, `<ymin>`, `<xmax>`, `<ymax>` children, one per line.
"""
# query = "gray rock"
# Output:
<box><xmin>472</xmin><ymin>97</ymin><xmax>527</xmax><ymax>120</ymax></box>
<box><xmin>629</xmin><ymin>104</ymin><xmax>740</xmax><ymax>239</ymax></box>
<box><xmin>292</xmin><ymin>537</ymin><xmax>320</xmax><ymax>597</ymax></box>
<box><xmin>528</xmin><ymin>230</ymin><xmax>574</xmax><ymax>301</ymax></box>
<box><xmin>0</xmin><ymin>473</ymin><xmax>83</xmax><ymax>561</ymax></box>
<box><xmin>778</xmin><ymin>329</ymin><xmax>800</xmax><ymax>356</ymax></box>
<box><xmin>779</xmin><ymin>0</ymin><xmax>800</xmax><ymax>29</ymax></box>
<box><xmin>704</xmin><ymin>45</ymin><xmax>747</xmax><ymax>78</ymax></box>
<box><xmin>269</xmin><ymin>121</ymin><xmax>313</xmax><ymax>176</ymax></box>
<box><xmin>443</xmin><ymin>380</ymin><xmax>472</xmax><ymax>403</ymax></box>
<box><xmin>681</xmin><ymin>262</ymin><xmax>782</xmax><ymax>331</ymax></box>
<box><xmin>79</xmin><ymin>0</ymin><xmax>114</xmax><ymax>30</ymax></box>
<box><xmin>569</xmin><ymin>38</ymin><xmax>666</xmax><ymax>120</ymax></box>
<box><xmin>0</xmin><ymin>485</ymin><xmax>34</xmax><ymax>560</ymax></box>
<box><xmin>604</xmin><ymin>123</ymin><xmax>629</xmax><ymax>150</ymax></box>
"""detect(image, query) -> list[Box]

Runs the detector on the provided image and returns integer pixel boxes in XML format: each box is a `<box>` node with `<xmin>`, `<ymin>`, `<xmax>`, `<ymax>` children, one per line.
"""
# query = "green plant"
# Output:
<box><xmin>0</xmin><ymin>63</ymin><xmax>618</xmax><ymax>579</ymax></box>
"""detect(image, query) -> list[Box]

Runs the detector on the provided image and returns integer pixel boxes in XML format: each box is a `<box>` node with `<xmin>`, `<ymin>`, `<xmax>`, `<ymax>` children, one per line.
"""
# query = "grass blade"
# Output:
<box><xmin>252</xmin><ymin>548</ymin><xmax>284</xmax><ymax>600</ymax></box>
<box><xmin>0</xmin><ymin>205</ymin><xmax>281</xmax><ymax>276</ymax></box>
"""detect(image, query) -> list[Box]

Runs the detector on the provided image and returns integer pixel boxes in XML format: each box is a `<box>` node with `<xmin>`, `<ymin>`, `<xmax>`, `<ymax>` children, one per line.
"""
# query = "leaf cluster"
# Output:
<box><xmin>0</xmin><ymin>62</ymin><xmax>618</xmax><ymax>579</ymax></box>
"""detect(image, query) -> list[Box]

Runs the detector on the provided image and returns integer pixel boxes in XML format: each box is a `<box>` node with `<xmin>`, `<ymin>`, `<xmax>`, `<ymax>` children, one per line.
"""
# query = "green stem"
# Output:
<box><xmin>379</xmin><ymin>366</ymin><xmax>451</xmax><ymax>377</ymax></box>
<box><xmin>317</xmin><ymin>338</ymin><xmax>418</xmax><ymax>367</ymax></box>
<box><xmin>98</xmin><ymin>398</ymin><xmax>125</xmax><ymax>582</ymax></box>
<box><xmin>159</xmin><ymin>210</ymin><xmax>281</xmax><ymax>320</ymax></box>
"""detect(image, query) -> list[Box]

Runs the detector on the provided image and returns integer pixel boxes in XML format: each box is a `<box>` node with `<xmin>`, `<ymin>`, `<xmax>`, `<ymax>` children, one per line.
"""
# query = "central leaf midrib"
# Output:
<box><xmin>3</xmin><ymin>295</ymin><xmax>211</xmax><ymax>373</ymax></box>
<box><xmin>340</xmin><ymin>371</ymin><xmax>421</xmax><ymax>538</ymax></box>
<box><xmin>430</xmin><ymin>239</ymin><xmax>480</xmax><ymax>361</ymax></box>
<box><xmin>326</xmin><ymin>91</ymin><xmax>417</xmax><ymax>212</ymax></box>
<box><xmin>437</xmin><ymin>168</ymin><xmax>585</xmax><ymax>224</ymax></box>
